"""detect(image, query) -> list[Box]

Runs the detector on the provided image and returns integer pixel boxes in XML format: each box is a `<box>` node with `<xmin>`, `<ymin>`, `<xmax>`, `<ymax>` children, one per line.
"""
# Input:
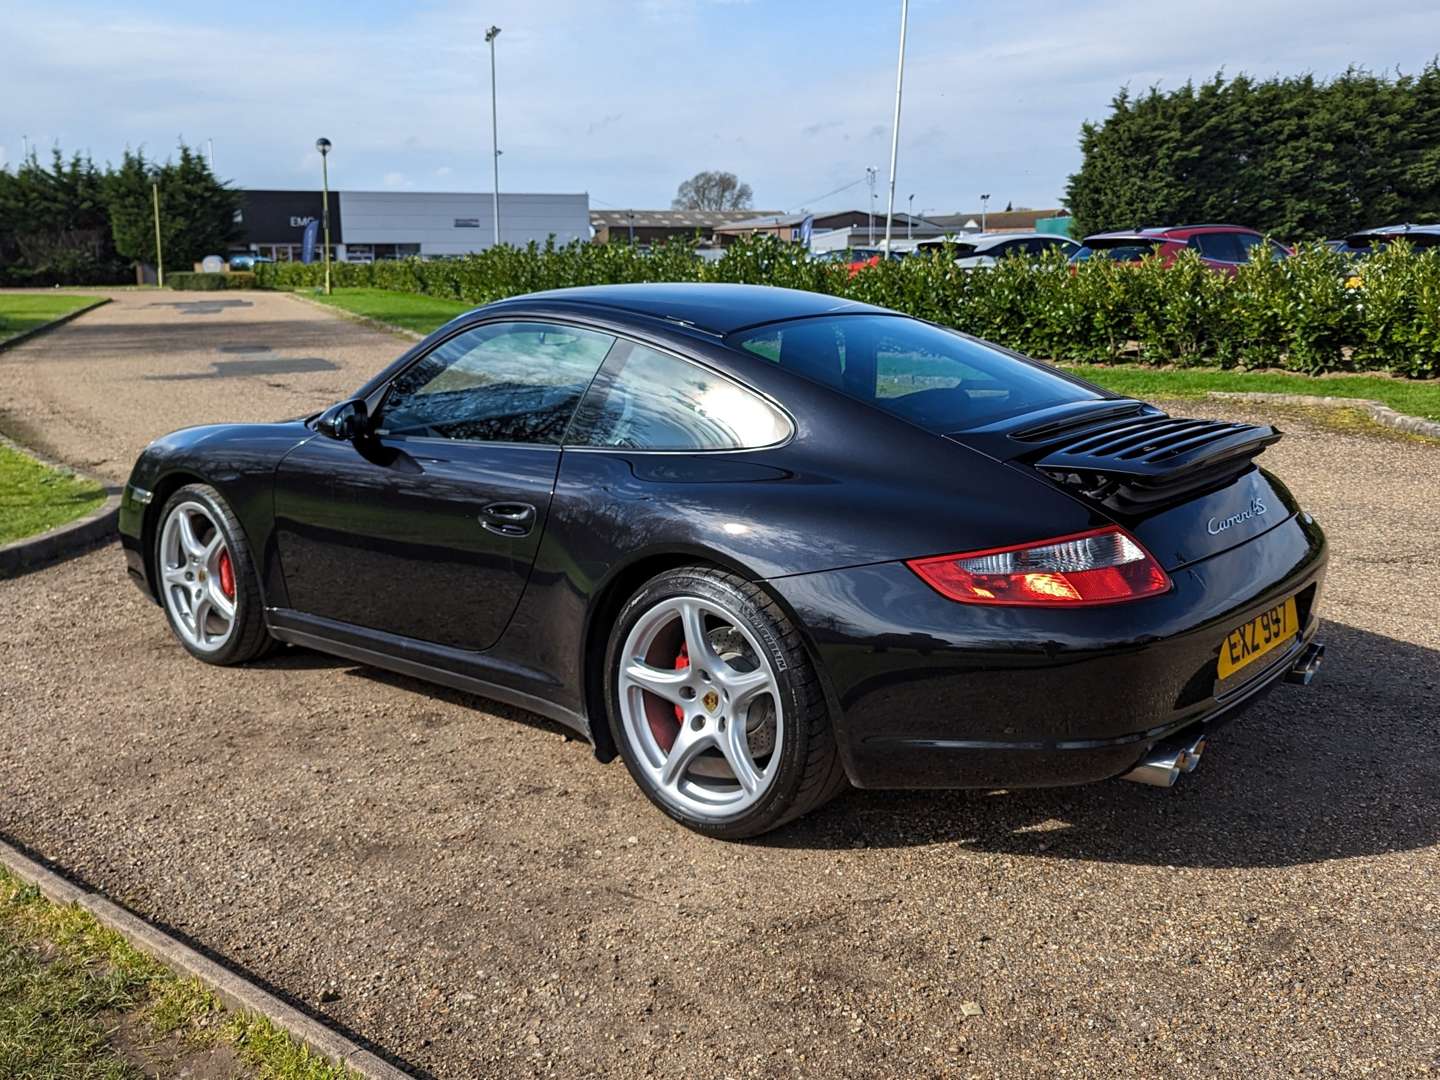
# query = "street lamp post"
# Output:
<box><xmin>980</xmin><ymin>192</ymin><xmax>990</xmax><ymax>233</ymax></box>
<box><xmin>907</xmin><ymin>193</ymin><xmax>915</xmax><ymax>240</ymax></box>
<box><xmin>881</xmin><ymin>0</ymin><xmax>910</xmax><ymax>256</ymax></box>
<box><xmin>627</xmin><ymin>212</ymin><xmax>635</xmax><ymax>244</ymax></box>
<box><xmin>866</xmin><ymin>167</ymin><xmax>877</xmax><ymax>245</ymax></box>
<box><xmin>151</xmin><ymin>181</ymin><xmax>164</xmax><ymax>288</ymax></box>
<box><xmin>486</xmin><ymin>26</ymin><xmax>502</xmax><ymax>247</ymax></box>
<box><xmin>316</xmin><ymin>138</ymin><xmax>332</xmax><ymax>296</ymax></box>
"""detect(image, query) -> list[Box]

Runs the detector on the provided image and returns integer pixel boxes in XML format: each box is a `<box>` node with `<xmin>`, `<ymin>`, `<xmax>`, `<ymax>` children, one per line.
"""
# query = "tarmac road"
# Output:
<box><xmin>1</xmin><ymin>291</ymin><xmax>1437</xmax><ymax>1077</ymax></box>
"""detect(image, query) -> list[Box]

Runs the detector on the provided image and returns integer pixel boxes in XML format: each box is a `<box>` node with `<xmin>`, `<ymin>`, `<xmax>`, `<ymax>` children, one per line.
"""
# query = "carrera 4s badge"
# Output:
<box><xmin>1208</xmin><ymin>496</ymin><xmax>1268</xmax><ymax>535</ymax></box>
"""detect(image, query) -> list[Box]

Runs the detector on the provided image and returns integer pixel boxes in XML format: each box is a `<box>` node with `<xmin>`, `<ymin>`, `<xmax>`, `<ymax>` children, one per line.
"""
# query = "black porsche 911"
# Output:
<box><xmin>120</xmin><ymin>284</ymin><xmax>1327</xmax><ymax>838</ymax></box>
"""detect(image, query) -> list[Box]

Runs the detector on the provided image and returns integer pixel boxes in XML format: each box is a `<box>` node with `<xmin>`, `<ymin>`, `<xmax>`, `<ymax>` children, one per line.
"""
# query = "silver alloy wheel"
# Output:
<box><xmin>617</xmin><ymin>595</ymin><xmax>784</xmax><ymax>820</ymax></box>
<box><xmin>158</xmin><ymin>500</ymin><xmax>237</xmax><ymax>653</ymax></box>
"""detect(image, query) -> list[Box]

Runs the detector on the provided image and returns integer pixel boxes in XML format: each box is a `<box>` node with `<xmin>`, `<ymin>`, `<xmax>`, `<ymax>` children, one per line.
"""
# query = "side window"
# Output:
<box><xmin>567</xmin><ymin>343</ymin><xmax>791</xmax><ymax>451</ymax></box>
<box><xmin>1193</xmin><ymin>232</ymin><xmax>1244</xmax><ymax>262</ymax></box>
<box><xmin>377</xmin><ymin>322</ymin><xmax>614</xmax><ymax>444</ymax></box>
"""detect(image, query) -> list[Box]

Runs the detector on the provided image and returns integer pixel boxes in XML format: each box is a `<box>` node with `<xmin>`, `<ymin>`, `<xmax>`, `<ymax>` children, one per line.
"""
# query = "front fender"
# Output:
<box><xmin>120</xmin><ymin>422</ymin><xmax>314</xmax><ymax>606</ymax></box>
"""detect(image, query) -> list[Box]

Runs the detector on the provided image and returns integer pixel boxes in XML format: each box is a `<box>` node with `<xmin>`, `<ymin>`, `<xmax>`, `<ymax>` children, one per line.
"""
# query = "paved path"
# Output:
<box><xmin>0</xmin><ymin>290</ymin><xmax>407</xmax><ymax>483</ymax></box>
<box><xmin>0</xmin><ymin>291</ymin><xmax>1436</xmax><ymax>1077</ymax></box>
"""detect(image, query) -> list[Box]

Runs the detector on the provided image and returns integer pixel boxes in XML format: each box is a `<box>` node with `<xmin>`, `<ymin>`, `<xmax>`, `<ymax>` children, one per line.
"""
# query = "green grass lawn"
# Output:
<box><xmin>1059</xmin><ymin>364</ymin><xmax>1440</xmax><ymax>422</ymax></box>
<box><xmin>0</xmin><ymin>868</ymin><xmax>356</xmax><ymax>1079</ymax></box>
<box><xmin>0</xmin><ymin>444</ymin><xmax>107</xmax><ymax>546</ymax></box>
<box><xmin>298</xmin><ymin>287</ymin><xmax>470</xmax><ymax>335</ymax></box>
<box><xmin>288</xmin><ymin>288</ymin><xmax>1440</xmax><ymax>422</ymax></box>
<box><xmin>0</xmin><ymin>293</ymin><xmax>104</xmax><ymax>343</ymax></box>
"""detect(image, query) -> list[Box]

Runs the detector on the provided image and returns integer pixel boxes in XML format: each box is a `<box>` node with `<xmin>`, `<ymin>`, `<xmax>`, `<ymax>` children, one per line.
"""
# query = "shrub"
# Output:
<box><xmin>1351</xmin><ymin>241</ymin><xmax>1440</xmax><ymax>379</ymax></box>
<box><xmin>168</xmin><ymin>271</ymin><xmax>226</xmax><ymax>290</ymax></box>
<box><xmin>166</xmin><ymin>270</ymin><xmax>255</xmax><ymax>291</ymax></box>
<box><xmin>254</xmin><ymin>236</ymin><xmax>1440</xmax><ymax>379</ymax></box>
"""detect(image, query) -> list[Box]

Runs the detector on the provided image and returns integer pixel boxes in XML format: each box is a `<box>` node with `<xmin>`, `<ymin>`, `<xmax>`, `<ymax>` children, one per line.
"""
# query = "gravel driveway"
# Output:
<box><xmin>1</xmin><ymin>293</ymin><xmax>1437</xmax><ymax>1078</ymax></box>
<box><xmin>0</xmin><ymin>290</ymin><xmax>404</xmax><ymax>484</ymax></box>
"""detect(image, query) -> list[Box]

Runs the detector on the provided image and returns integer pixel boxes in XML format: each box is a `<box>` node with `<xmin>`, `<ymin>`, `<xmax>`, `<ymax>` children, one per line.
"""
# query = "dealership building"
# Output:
<box><xmin>235</xmin><ymin>190</ymin><xmax>590</xmax><ymax>262</ymax></box>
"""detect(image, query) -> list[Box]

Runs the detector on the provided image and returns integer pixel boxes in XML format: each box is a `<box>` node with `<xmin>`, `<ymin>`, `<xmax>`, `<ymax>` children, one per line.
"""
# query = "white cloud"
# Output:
<box><xmin>1</xmin><ymin>0</ymin><xmax>1435</xmax><ymax>213</ymax></box>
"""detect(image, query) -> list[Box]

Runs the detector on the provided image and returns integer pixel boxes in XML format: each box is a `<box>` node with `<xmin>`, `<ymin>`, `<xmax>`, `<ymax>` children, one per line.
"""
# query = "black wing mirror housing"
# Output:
<box><xmin>315</xmin><ymin>398</ymin><xmax>370</xmax><ymax>440</ymax></box>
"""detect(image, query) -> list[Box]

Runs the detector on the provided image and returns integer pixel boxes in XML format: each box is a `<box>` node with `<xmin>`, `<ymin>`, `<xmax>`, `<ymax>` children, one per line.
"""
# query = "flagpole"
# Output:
<box><xmin>882</xmin><ymin>0</ymin><xmax>910</xmax><ymax>256</ymax></box>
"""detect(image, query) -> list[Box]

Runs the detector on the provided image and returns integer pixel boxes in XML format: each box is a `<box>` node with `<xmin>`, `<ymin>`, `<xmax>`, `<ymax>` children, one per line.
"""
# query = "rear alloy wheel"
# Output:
<box><xmin>154</xmin><ymin>484</ymin><xmax>274</xmax><ymax>665</ymax></box>
<box><xmin>607</xmin><ymin>567</ymin><xmax>847</xmax><ymax>839</ymax></box>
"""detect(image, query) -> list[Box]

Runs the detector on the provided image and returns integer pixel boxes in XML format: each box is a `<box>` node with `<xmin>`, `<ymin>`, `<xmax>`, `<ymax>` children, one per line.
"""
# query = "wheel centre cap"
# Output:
<box><xmin>702</xmin><ymin>689</ymin><xmax>720</xmax><ymax>713</ymax></box>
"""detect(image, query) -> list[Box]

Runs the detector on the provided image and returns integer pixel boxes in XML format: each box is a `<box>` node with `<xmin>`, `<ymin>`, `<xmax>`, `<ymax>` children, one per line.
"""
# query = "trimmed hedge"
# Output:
<box><xmin>168</xmin><ymin>271</ymin><xmax>256</xmax><ymax>291</ymax></box>
<box><xmin>256</xmin><ymin>237</ymin><xmax>1440</xmax><ymax>378</ymax></box>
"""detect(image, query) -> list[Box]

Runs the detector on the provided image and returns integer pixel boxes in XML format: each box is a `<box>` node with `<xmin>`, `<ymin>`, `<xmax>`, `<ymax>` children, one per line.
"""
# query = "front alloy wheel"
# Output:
<box><xmin>154</xmin><ymin>483</ymin><xmax>274</xmax><ymax>665</ymax></box>
<box><xmin>158</xmin><ymin>500</ymin><xmax>237</xmax><ymax>653</ymax></box>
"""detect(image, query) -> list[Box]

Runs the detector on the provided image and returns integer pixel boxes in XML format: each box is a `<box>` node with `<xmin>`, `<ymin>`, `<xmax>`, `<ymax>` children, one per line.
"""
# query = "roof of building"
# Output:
<box><xmin>490</xmin><ymin>282</ymin><xmax>884</xmax><ymax>335</ymax></box>
<box><xmin>924</xmin><ymin>208</ymin><xmax>1070</xmax><ymax>232</ymax></box>
<box><xmin>589</xmin><ymin>209</ymin><xmax>782</xmax><ymax>229</ymax></box>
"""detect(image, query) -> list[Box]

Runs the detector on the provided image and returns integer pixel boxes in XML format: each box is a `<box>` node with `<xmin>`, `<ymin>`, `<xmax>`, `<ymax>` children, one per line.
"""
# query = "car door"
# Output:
<box><xmin>272</xmin><ymin>319</ymin><xmax>616</xmax><ymax>651</ymax></box>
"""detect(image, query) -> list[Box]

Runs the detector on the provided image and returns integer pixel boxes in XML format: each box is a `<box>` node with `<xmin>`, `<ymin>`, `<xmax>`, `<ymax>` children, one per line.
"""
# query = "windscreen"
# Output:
<box><xmin>728</xmin><ymin>314</ymin><xmax>1103</xmax><ymax>432</ymax></box>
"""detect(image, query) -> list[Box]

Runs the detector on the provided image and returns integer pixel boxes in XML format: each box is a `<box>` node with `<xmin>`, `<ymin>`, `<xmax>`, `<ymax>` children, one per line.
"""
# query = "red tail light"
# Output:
<box><xmin>907</xmin><ymin>526</ymin><xmax>1171</xmax><ymax>606</ymax></box>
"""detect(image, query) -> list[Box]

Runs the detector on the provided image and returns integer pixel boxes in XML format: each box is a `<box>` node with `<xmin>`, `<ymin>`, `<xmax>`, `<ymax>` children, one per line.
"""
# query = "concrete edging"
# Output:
<box><xmin>280</xmin><ymin>289</ymin><xmax>426</xmax><ymax>342</ymax></box>
<box><xmin>0</xmin><ymin>296</ymin><xmax>111</xmax><ymax>353</ymax></box>
<box><xmin>0</xmin><ymin>433</ymin><xmax>122</xmax><ymax>578</ymax></box>
<box><xmin>0</xmin><ymin>838</ymin><xmax>412</xmax><ymax>1079</ymax></box>
<box><xmin>1206</xmin><ymin>390</ymin><xmax>1440</xmax><ymax>438</ymax></box>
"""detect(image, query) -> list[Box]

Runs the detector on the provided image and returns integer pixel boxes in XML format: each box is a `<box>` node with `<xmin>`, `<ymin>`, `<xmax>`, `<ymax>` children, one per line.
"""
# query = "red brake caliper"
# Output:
<box><xmin>672</xmin><ymin>643</ymin><xmax>690</xmax><ymax>723</ymax></box>
<box><xmin>217</xmin><ymin>548</ymin><xmax>236</xmax><ymax>601</ymax></box>
<box><xmin>649</xmin><ymin>643</ymin><xmax>689</xmax><ymax>753</ymax></box>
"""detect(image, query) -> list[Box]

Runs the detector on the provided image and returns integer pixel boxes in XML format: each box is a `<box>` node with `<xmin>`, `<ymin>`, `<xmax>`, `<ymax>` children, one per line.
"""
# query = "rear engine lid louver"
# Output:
<box><xmin>1024</xmin><ymin>414</ymin><xmax>1281</xmax><ymax>516</ymax></box>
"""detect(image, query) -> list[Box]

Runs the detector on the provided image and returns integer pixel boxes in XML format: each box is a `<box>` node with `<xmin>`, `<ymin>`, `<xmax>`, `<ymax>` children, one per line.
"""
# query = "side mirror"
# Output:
<box><xmin>315</xmin><ymin>398</ymin><xmax>369</xmax><ymax>440</ymax></box>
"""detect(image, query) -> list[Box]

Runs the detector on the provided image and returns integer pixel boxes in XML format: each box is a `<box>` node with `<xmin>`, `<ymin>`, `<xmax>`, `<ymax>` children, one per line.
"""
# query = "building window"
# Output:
<box><xmin>454</xmin><ymin>218</ymin><xmax>480</xmax><ymax>228</ymax></box>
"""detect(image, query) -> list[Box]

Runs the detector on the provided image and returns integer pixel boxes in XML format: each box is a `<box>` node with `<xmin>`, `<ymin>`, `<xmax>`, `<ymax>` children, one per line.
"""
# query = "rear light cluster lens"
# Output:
<box><xmin>907</xmin><ymin>526</ymin><xmax>1171</xmax><ymax>606</ymax></box>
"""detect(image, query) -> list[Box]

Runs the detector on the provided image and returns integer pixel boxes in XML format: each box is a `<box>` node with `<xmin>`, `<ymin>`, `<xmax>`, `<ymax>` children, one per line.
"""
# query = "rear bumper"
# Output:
<box><xmin>769</xmin><ymin>511</ymin><xmax>1327</xmax><ymax>790</ymax></box>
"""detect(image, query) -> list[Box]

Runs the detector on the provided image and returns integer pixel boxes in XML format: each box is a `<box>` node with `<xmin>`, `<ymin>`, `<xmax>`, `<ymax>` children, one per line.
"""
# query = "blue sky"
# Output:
<box><xmin>2</xmin><ymin>0</ymin><xmax>1436</xmax><ymax>215</ymax></box>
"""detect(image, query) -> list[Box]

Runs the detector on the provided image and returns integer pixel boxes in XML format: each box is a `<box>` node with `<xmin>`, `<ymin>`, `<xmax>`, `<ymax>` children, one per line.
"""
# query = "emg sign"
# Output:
<box><xmin>236</xmin><ymin>191</ymin><xmax>341</xmax><ymax>247</ymax></box>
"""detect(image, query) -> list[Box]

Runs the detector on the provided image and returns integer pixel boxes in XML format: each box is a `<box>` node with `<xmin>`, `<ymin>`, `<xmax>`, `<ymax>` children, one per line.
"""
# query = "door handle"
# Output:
<box><xmin>479</xmin><ymin>501</ymin><xmax>536</xmax><ymax>537</ymax></box>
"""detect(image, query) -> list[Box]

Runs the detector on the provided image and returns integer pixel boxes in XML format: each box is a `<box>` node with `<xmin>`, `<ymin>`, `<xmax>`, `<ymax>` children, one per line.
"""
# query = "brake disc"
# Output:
<box><xmin>686</xmin><ymin>627</ymin><xmax>777</xmax><ymax>778</ymax></box>
<box><xmin>710</xmin><ymin>627</ymin><xmax>777</xmax><ymax>759</ymax></box>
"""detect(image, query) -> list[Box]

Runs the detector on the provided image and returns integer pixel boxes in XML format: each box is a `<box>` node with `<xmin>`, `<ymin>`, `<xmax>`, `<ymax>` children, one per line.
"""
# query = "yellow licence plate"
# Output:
<box><xmin>1218</xmin><ymin>597</ymin><xmax>1298</xmax><ymax>680</ymax></box>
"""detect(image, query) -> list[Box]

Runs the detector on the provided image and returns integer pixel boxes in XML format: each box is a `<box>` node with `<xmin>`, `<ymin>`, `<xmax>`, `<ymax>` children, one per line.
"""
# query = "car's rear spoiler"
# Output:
<box><xmin>1029</xmin><ymin>415</ymin><xmax>1281</xmax><ymax>514</ymax></box>
<box><xmin>950</xmin><ymin>402</ymin><xmax>1282</xmax><ymax>516</ymax></box>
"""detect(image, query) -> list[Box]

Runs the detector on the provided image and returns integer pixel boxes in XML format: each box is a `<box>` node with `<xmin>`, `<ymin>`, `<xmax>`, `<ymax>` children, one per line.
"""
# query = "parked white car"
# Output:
<box><xmin>916</xmin><ymin>231</ymin><xmax>1079</xmax><ymax>268</ymax></box>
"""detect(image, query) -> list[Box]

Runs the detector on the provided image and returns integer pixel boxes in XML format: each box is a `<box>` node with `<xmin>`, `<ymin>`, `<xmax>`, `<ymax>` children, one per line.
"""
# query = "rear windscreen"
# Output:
<box><xmin>1072</xmin><ymin>241</ymin><xmax>1159</xmax><ymax>261</ymax></box>
<box><xmin>728</xmin><ymin>314</ymin><xmax>1103</xmax><ymax>432</ymax></box>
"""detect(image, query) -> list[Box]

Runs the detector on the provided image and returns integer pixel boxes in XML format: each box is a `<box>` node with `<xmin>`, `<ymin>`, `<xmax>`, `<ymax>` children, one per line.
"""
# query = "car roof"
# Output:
<box><xmin>1083</xmin><ymin>224</ymin><xmax>1261</xmax><ymax>242</ymax></box>
<box><xmin>489</xmin><ymin>283</ymin><xmax>886</xmax><ymax>335</ymax></box>
<box><xmin>1346</xmin><ymin>222</ymin><xmax>1440</xmax><ymax>242</ymax></box>
<box><xmin>919</xmin><ymin>231</ymin><xmax>1072</xmax><ymax>248</ymax></box>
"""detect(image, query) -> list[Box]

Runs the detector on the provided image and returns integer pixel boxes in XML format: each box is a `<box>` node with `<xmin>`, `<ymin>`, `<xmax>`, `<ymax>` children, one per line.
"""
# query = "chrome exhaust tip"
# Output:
<box><xmin>1121</xmin><ymin>731</ymin><xmax>1207</xmax><ymax>787</ymax></box>
<box><xmin>1285</xmin><ymin>641</ymin><xmax>1325</xmax><ymax>686</ymax></box>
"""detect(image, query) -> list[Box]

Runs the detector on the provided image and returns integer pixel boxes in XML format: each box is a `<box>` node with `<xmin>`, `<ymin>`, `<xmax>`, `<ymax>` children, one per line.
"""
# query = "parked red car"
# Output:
<box><xmin>1072</xmin><ymin>225</ymin><xmax>1291</xmax><ymax>276</ymax></box>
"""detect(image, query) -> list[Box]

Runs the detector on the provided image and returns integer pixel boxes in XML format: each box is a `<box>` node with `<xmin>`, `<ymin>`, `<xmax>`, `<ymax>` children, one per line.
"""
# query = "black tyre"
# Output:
<box><xmin>153</xmin><ymin>483</ymin><xmax>275</xmax><ymax>665</ymax></box>
<box><xmin>605</xmin><ymin>566</ymin><xmax>847</xmax><ymax>839</ymax></box>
